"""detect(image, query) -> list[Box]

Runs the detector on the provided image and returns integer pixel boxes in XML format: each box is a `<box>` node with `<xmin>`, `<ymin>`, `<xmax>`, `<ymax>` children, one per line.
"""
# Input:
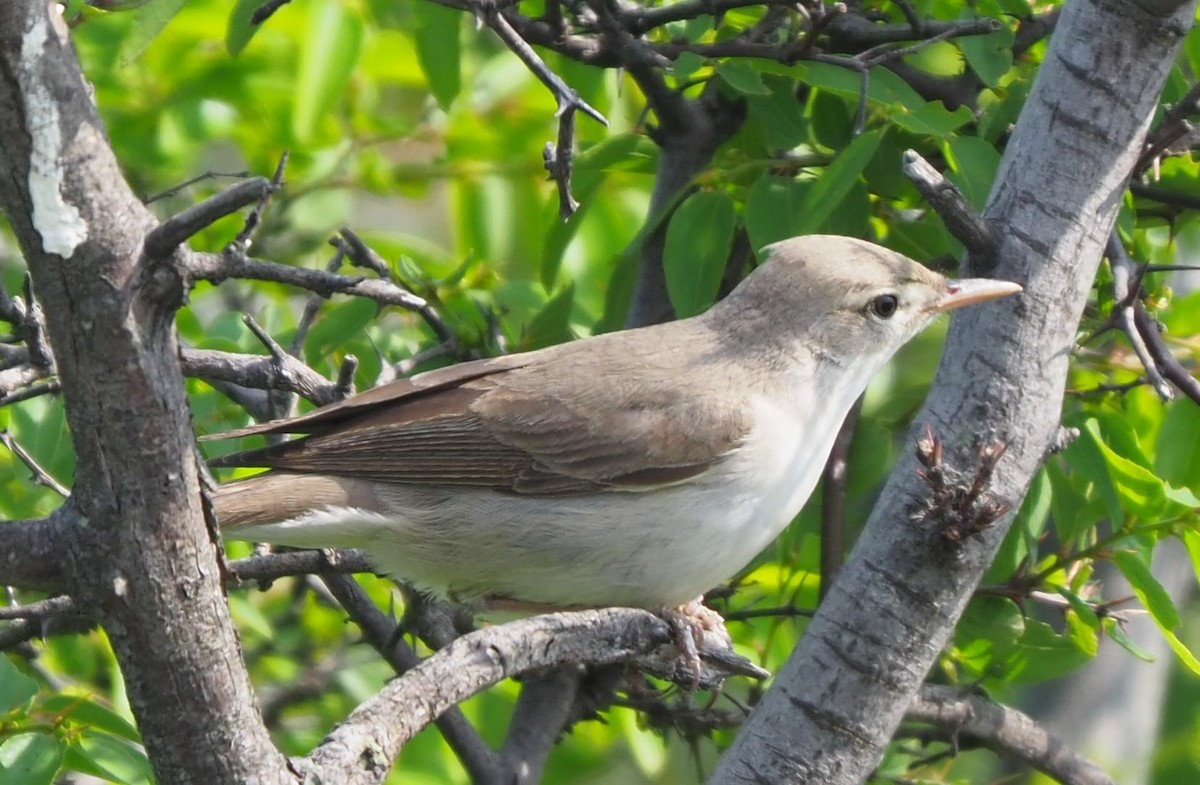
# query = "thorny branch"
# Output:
<box><xmin>1104</xmin><ymin>233</ymin><xmax>1200</xmax><ymax>405</ymax></box>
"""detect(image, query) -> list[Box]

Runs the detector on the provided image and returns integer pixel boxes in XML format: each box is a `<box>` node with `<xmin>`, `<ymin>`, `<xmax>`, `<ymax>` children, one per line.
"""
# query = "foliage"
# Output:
<box><xmin>2</xmin><ymin>0</ymin><xmax>1200</xmax><ymax>782</ymax></box>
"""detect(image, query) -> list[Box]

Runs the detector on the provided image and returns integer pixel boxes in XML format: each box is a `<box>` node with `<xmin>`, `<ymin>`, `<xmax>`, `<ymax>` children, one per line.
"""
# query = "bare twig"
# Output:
<box><xmin>907</xmin><ymin>684</ymin><xmax>1117</xmax><ymax>785</ymax></box>
<box><xmin>496</xmin><ymin>668</ymin><xmax>582</xmax><ymax>784</ymax></box>
<box><xmin>187</xmin><ymin>248</ymin><xmax>432</xmax><ymax>312</ymax></box>
<box><xmin>1105</xmin><ymin>233</ymin><xmax>1173</xmax><ymax>401</ymax></box>
<box><xmin>319</xmin><ymin>574</ymin><xmax>498</xmax><ymax>784</ymax></box>
<box><xmin>478</xmin><ymin>3</ymin><xmax>607</xmax><ymax>217</ymax></box>
<box><xmin>234</xmin><ymin>153</ymin><xmax>288</xmax><ymax>248</ymax></box>
<box><xmin>0</xmin><ymin>366</ymin><xmax>54</xmax><ymax>401</ymax></box>
<box><xmin>1129</xmin><ymin>180</ymin><xmax>1200</xmax><ymax>212</ymax></box>
<box><xmin>0</xmin><ymin>430</ymin><xmax>68</xmax><ymax>496</ymax></box>
<box><xmin>820</xmin><ymin>396</ymin><xmax>862</xmax><ymax>600</ymax></box>
<box><xmin>225</xmin><ymin>549</ymin><xmax>375</xmax><ymax>586</ymax></box>
<box><xmin>143</xmin><ymin>177</ymin><xmax>274</xmax><ymax>259</ymax></box>
<box><xmin>182</xmin><ymin>347</ymin><xmax>342</xmax><ymax>407</ymax></box>
<box><xmin>0</xmin><ymin>594</ymin><xmax>77</xmax><ymax>621</ymax></box>
<box><xmin>1136</xmin><ymin>80</ymin><xmax>1200</xmax><ymax>176</ymax></box>
<box><xmin>290</xmin><ymin>246</ymin><xmax>348</xmax><ymax>357</ymax></box>
<box><xmin>333</xmin><ymin>228</ymin><xmax>456</xmax><ymax>345</ymax></box>
<box><xmin>901</xmin><ymin>149</ymin><xmax>1001</xmax><ymax>260</ymax></box>
<box><xmin>1132</xmin><ymin>300</ymin><xmax>1200</xmax><ymax>406</ymax></box>
<box><xmin>143</xmin><ymin>170</ymin><xmax>252</xmax><ymax>204</ymax></box>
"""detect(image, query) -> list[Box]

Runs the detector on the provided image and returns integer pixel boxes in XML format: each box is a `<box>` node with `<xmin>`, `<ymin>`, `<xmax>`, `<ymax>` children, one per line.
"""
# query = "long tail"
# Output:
<box><xmin>210</xmin><ymin>472</ymin><xmax>361</xmax><ymax>529</ymax></box>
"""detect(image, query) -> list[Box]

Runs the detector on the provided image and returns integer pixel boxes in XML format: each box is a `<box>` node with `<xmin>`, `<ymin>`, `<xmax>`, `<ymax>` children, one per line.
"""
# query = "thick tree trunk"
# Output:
<box><xmin>710</xmin><ymin>0</ymin><xmax>1197</xmax><ymax>782</ymax></box>
<box><xmin>0</xmin><ymin>2</ymin><xmax>289</xmax><ymax>782</ymax></box>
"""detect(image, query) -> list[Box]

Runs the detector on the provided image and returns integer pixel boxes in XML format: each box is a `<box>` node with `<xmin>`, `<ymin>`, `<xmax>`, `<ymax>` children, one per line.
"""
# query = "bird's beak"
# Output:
<box><xmin>931</xmin><ymin>278</ymin><xmax>1023</xmax><ymax>313</ymax></box>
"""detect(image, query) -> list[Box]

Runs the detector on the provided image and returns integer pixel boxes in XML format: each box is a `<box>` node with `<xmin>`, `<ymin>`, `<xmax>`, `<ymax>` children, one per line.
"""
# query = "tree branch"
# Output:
<box><xmin>902</xmin><ymin>149</ymin><xmax>1000</xmax><ymax>258</ymax></box>
<box><xmin>301</xmin><ymin>608</ymin><xmax>754</xmax><ymax>785</ymax></box>
<box><xmin>0</xmin><ymin>515</ymin><xmax>64</xmax><ymax>591</ymax></box>
<box><xmin>907</xmin><ymin>685</ymin><xmax>1117</xmax><ymax>785</ymax></box>
<box><xmin>319</xmin><ymin>574</ymin><xmax>499</xmax><ymax>784</ymax></box>
<box><xmin>711</xmin><ymin>1</ymin><xmax>1198</xmax><ymax>782</ymax></box>
<box><xmin>0</xmin><ymin>3</ymin><xmax>289</xmax><ymax>781</ymax></box>
<box><xmin>187</xmin><ymin>247</ymin><xmax>431</xmax><ymax>312</ymax></box>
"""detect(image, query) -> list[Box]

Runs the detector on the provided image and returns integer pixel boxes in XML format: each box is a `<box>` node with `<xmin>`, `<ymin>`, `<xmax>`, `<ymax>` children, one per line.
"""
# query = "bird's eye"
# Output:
<box><xmin>868</xmin><ymin>294</ymin><xmax>899</xmax><ymax>319</ymax></box>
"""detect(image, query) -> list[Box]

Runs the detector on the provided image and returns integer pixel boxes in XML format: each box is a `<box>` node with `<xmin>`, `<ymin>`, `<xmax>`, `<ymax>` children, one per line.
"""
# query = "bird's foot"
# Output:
<box><xmin>657</xmin><ymin>598</ymin><xmax>736</xmax><ymax>690</ymax></box>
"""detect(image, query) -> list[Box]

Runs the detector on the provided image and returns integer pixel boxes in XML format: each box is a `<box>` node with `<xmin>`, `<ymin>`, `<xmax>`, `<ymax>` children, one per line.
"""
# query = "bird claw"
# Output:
<box><xmin>651</xmin><ymin>598</ymin><xmax>754</xmax><ymax>691</ymax></box>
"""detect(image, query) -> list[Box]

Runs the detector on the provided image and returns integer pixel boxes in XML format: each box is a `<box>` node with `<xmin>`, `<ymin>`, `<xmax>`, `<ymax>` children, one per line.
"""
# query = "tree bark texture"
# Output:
<box><xmin>0</xmin><ymin>2</ymin><xmax>290</xmax><ymax>782</ymax></box>
<box><xmin>711</xmin><ymin>1</ymin><xmax>1197</xmax><ymax>782</ymax></box>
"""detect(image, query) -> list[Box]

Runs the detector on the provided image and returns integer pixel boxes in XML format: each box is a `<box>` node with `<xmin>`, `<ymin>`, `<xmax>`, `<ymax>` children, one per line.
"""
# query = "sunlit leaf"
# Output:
<box><xmin>717</xmin><ymin>60</ymin><xmax>772</xmax><ymax>95</ymax></box>
<box><xmin>118</xmin><ymin>0</ymin><xmax>188</xmax><ymax>64</ymax></box>
<box><xmin>0</xmin><ymin>656</ymin><xmax>38</xmax><ymax>713</ymax></box>
<box><xmin>1114</xmin><ymin>549</ymin><xmax>1181</xmax><ymax>630</ymax></box>
<box><xmin>794</xmin><ymin>129</ymin><xmax>884</xmax><ymax>235</ymax></box>
<box><xmin>0</xmin><ymin>733</ymin><xmax>65</xmax><ymax>785</ymax></box>
<box><xmin>413</xmin><ymin>1</ymin><xmax>462</xmax><ymax>111</ymax></box>
<box><xmin>663</xmin><ymin>190</ymin><xmax>736</xmax><ymax>318</ymax></box>
<box><xmin>293</xmin><ymin>0</ymin><xmax>365</xmax><ymax>142</ymax></box>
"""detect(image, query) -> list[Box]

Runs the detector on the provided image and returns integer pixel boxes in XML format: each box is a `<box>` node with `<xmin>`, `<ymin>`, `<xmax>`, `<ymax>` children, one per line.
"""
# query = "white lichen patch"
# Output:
<box><xmin>21</xmin><ymin>12</ymin><xmax>89</xmax><ymax>258</ymax></box>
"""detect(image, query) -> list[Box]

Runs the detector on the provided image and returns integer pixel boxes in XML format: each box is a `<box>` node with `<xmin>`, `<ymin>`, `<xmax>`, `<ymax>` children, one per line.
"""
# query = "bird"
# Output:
<box><xmin>207</xmin><ymin>235</ymin><xmax>1021</xmax><ymax>614</ymax></box>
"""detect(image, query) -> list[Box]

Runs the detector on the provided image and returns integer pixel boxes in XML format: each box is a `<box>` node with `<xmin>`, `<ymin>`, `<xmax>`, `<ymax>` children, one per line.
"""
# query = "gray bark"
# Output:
<box><xmin>0</xmin><ymin>2</ymin><xmax>291</xmax><ymax>782</ymax></box>
<box><xmin>710</xmin><ymin>0</ymin><xmax>1197</xmax><ymax>782</ymax></box>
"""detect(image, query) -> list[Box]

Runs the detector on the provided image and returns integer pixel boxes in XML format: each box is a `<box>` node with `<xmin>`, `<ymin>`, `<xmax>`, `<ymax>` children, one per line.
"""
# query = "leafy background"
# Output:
<box><xmin>2</xmin><ymin>0</ymin><xmax>1200</xmax><ymax>783</ymax></box>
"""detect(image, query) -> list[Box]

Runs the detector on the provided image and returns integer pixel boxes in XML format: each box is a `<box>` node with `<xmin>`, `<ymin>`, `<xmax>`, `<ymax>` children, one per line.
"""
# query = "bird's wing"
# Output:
<box><xmin>208</xmin><ymin>343</ymin><xmax>751</xmax><ymax>496</ymax></box>
<box><xmin>203</xmin><ymin>352</ymin><xmax>533</xmax><ymax>439</ymax></box>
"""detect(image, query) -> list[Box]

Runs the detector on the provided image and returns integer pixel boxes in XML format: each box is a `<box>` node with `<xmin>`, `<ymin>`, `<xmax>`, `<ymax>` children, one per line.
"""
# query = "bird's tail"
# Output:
<box><xmin>210</xmin><ymin>472</ymin><xmax>358</xmax><ymax>530</ymax></box>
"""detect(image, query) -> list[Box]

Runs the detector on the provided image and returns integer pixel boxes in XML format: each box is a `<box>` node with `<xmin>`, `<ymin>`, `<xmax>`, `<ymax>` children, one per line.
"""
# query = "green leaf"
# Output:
<box><xmin>1114</xmin><ymin>550</ymin><xmax>1181</xmax><ymax>630</ymax></box>
<box><xmin>673</xmin><ymin>51</ymin><xmax>706</xmax><ymax>81</ymax></box>
<box><xmin>960</xmin><ymin>27</ymin><xmax>1016</xmax><ymax>88</ymax></box>
<box><xmin>68</xmin><ymin>732</ymin><xmax>154</xmax><ymax>785</ymax></box>
<box><xmin>0</xmin><ymin>655</ymin><xmax>38</xmax><ymax>713</ymax></box>
<box><xmin>890</xmin><ymin>102</ymin><xmax>973</xmax><ymax>137</ymax></box>
<box><xmin>522</xmin><ymin>283</ymin><xmax>576</xmax><ymax>351</ymax></box>
<box><xmin>40</xmin><ymin>696</ymin><xmax>141</xmax><ymax>743</ymax></box>
<box><xmin>746</xmin><ymin>75</ymin><xmax>809</xmax><ymax>149</ymax></box>
<box><xmin>1156</xmin><ymin>402</ymin><xmax>1200</xmax><ymax>491</ymax></box>
<box><xmin>413</xmin><ymin>2</ymin><xmax>462</xmax><ymax>111</ymax></box>
<box><xmin>1081</xmin><ymin>419</ymin><xmax>1167</xmax><ymax>518</ymax></box>
<box><xmin>118</xmin><ymin>0</ymin><xmax>188</xmax><ymax>65</ymax></box>
<box><xmin>225</xmin><ymin>0</ymin><xmax>263</xmax><ymax>56</ymax></box>
<box><xmin>945</xmin><ymin>136</ymin><xmax>1001</xmax><ymax>212</ymax></box>
<box><xmin>1183</xmin><ymin>528</ymin><xmax>1200</xmax><ymax>588</ymax></box>
<box><xmin>744</xmin><ymin>175</ymin><xmax>806</xmax><ymax>255</ymax></box>
<box><xmin>1161</xmin><ymin>627</ymin><xmax>1200</xmax><ymax>677</ymax></box>
<box><xmin>955</xmin><ymin>596</ymin><xmax>1025</xmax><ymax>670</ymax></box>
<box><xmin>293</xmin><ymin>0</ymin><xmax>365</xmax><ymax>143</ymax></box>
<box><xmin>1005</xmin><ymin>618</ymin><xmax>1094</xmax><ymax>683</ymax></box>
<box><xmin>802</xmin><ymin>62</ymin><xmax>926</xmax><ymax>112</ymax></box>
<box><xmin>987</xmin><ymin>468</ymin><xmax>1050</xmax><ymax>580</ymax></box>
<box><xmin>794</xmin><ymin>129</ymin><xmax>884</xmax><ymax>235</ymax></box>
<box><xmin>1062</xmin><ymin>420</ymin><xmax>1124</xmax><ymax>526</ymax></box>
<box><xmin>1105</xmin><ymin>618</ymin><xmax>1156</xmax><ymax>662</ymax></box>
<box><xmin>663</xmin><ymin>191</ymin><xmax>736</xmax><ymax>318</ymax></box>
<box><xmin>0</xmin><ymin>733</ymin><xmax>65</xmax><ymax>785</ymax></box>
<box><xmin>716</xmin><ymin>60</ymin><xmax>772</xmax><ymax>96</ymax></box>
<box><xmin>304</xmin><ymin>298</ymin><xmax>379</xmax><ymax>361</ymax></box>
<box><xmin>1064</xmin><ymin>606</ymin><xmax>1100</xmax><ymax>657</ymax></box>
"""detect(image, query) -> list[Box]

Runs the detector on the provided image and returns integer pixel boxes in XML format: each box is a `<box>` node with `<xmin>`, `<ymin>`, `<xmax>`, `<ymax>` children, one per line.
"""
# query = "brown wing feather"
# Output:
<box><xmin>202</xmin><ymin>353</ymin><xmax>532</xmax><ymax>440</ymax></box>
<box><xmin>209</xmin><ymin>325</ymin><xmax>752</xmax><ymax>495</ymax></box>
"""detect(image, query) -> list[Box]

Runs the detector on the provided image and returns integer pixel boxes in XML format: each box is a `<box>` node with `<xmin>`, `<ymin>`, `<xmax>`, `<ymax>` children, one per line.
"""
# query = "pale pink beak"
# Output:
<box><xmin>931</xmin><ymin>278</ymin><xmax>1023</xmax><ymax>313</ymax></box>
